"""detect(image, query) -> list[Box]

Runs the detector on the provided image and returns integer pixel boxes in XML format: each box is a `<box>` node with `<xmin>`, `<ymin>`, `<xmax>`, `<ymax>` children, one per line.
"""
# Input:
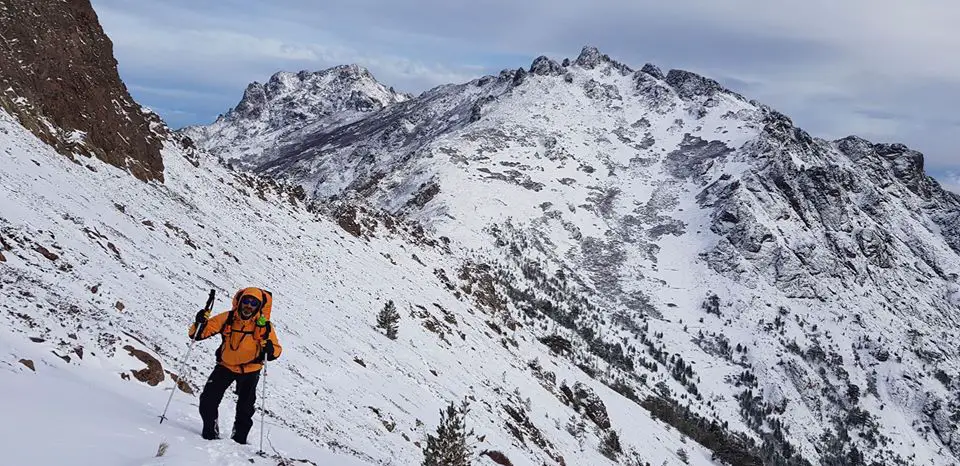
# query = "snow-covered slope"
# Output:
<box><xmin>180</xmin><ymin>65</ymin><xmax>410</xmax><ymax>170</ymax></box>
<box><xmin>194</xmin><ymin>46</ymin><xmax>960</xmax><ymax>465</ymax></box>
<box><xmin>0</xmin><ymin>324</ymin><xmax>370</xmax><ymax>466</ymax></box>
<box><xmin>1</xmin><ymin>106</ymin><xmax>720</xmax><ymax>465</ymax></box>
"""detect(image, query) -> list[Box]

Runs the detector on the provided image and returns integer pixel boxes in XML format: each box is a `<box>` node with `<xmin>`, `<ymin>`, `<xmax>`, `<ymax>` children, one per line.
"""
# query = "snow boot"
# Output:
<box><xmin>201</xmin><ymin>422</ymin><xmax>220</xmax><ymax>440</ymax></box>
<box><xmin>231</xmin><ymin>426</ymin><xmax>248</xmax><ymax>445</ymax></box>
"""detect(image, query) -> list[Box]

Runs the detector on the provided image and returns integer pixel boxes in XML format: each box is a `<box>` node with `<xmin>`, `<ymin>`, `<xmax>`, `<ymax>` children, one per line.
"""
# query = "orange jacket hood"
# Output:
<box><xmin>232</xmin><ymin>287</ymin><xmax>272</xmax><ymax>320</ymax></box>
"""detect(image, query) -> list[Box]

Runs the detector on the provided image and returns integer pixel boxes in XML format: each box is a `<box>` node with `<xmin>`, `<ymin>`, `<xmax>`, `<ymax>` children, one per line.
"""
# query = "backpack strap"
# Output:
<box><xmin>220</xmin><ymin>307</ymin><xmax>236</xmax><ymax>336</ymax></box>
<box><xmin>216</xmin><ymin>291</ymin><xmax>242</xmax><ymax>363</ymax></box>
<box><xmin>253</xmin><ymin>288</ymin><xmax>270</xmax><ymax>340</ymax></box>
<box><xmin>215</xmin><ymin>310</ymin><xmax>234</xmax><ymax>364</ymax></box>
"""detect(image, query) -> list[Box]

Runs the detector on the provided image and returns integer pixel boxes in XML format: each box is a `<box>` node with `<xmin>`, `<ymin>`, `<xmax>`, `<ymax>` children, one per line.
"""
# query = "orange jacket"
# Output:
<box><xmin>188</xmin><ymin>287</ymin><xmax>282</xmax><ymax>374</ymax></box>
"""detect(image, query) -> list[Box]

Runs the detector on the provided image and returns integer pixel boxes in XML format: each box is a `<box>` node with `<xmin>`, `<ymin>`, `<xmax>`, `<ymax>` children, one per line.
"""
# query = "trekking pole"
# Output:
<box><xmin>160</xmin><ymin>289</ymin><xmax>216</xmax><ymax>424</ymax></box>
<box><xmin>257</xmin><ymin>358</ymin><xmax>268</xmax><ymax>455</ymax></box>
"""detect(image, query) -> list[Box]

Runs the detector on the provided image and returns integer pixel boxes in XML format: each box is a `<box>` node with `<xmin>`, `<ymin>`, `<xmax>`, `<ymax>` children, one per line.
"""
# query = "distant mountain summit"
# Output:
<box><xmin>181</xmin><ymin>64</ymin><xmax>410</xmax><ymax>168</ymax></box>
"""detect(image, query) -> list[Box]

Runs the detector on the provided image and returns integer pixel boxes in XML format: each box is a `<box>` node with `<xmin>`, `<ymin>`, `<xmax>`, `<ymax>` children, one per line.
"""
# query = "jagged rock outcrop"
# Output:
<box><xmin>640</xmin><ymin>63</ymin><xmax>666</xmax><ymax>80</ymax></box>
<box><xmin>573</xmin><ymin>46</ymin><xmax>633</xmax><ymax>75</ymax></box>
<box><xmin>529</xmin><ymin>56</ymin><xmax>563</xmax><ymax>76</ymax></box>
<box><xmin>561</xmin><ymin>382</ymin><xmax>611</xmax><ymax>429</ymax></box>
<box><xmin>665</xmin><ymin>69</ymin><xmax>732</xmax><ymax>101</ymax></box>
<box><xmin>0</xmin><ymin>0</ymin><xmax>164</xmax><ymax>182</ymax></box>
<box><xmin>838</xmin><ymin>136</ymin><xmax>936</xmax><ymax>198</ymax></box>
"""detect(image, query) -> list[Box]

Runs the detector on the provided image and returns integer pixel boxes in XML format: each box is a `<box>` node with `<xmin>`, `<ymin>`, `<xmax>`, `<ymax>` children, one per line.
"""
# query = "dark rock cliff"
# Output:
<box><xmin>0</xmin><ymin>0</ymin><xmax>164</xmax><ymax>182</ymax></box>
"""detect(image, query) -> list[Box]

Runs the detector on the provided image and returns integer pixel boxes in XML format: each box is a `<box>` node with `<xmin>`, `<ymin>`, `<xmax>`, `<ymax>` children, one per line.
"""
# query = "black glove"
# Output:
<box><xmin>191</xmin><ymin>309</ymin><xmax>210</xmax><ymax>340</ymax></box>
<box><xmin>261</xmin><ymin>340</ymin><xmax>277</xmax><ymax>362</ymax></box>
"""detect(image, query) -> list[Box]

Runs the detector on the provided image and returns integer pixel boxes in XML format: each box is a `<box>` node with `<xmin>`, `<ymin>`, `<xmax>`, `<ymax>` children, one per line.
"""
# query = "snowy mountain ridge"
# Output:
<box><xmin>183</xmin><ymin>45</ymin><xmax>960</xmax><ymax>465</ymax></box>
<box><xmin>181</xmin><ymin>64</ymin><xmax>410</xmax><ymax>169</ymax></box>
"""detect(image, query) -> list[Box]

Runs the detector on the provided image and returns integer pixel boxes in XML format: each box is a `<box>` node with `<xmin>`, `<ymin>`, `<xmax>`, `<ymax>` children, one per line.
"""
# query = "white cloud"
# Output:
<box><xmin>941</xmin><ymin>172</ymin><xmax>960</xmax><ymax>194</ymax></box>
<box><xmin>655</xmin><ymin>1</ymin><xmax>960</xmax><ymax>81</ymax></box>
<box><xmin>127</xmin><ymin>85</ymin><xmax>224</xmax><ymax>101</ymax></box>
<box><xmin>94</xmin><ymin>2</ymin><xmax>482</xmax><ymax>93</ymax></box>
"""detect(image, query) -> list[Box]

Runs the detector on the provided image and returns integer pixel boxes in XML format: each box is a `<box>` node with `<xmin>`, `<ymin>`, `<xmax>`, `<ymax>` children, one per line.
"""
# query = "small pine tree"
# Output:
<box><xmin>377</xmin><ymin>300</ymin><xmax>400</xmax><ymax>339</ymax></box>
<box><xmin>422</xmin><ymin>399</ymin><xmax>474</xmax><ymax>466</ymax></box>
<box><xmin>677</xmin><ymin>448</ymin><xmax>689</xmax><ymax>464</ymax></box>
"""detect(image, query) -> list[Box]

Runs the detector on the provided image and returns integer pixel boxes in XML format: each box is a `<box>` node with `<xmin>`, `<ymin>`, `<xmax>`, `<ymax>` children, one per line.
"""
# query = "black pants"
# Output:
<box><xmin>198</xmin><ymin>364</ymin><xmax>260</xmax><ymax>443</ymax></box>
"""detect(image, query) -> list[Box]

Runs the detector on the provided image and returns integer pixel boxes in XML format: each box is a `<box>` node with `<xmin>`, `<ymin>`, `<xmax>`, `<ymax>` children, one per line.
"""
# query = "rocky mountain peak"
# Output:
<box><xmin>573</xmin><ymin>45</ymin><xmax>633</xmax><ymax>75</ymax></box>
<box><xmin>263</xmin><ymin>65</ymin><xmax>376</xmax><ymax>96</ymax></box>
<box><xmin>529</xmin><ymin>55</ymin><xmax>563</xmax><ymax>76</ymax></box>
<box><xmin>640</xmin><ymin>63</ymin><xmax>666</xmax><ymax>80</ymax></box>
<box><xmin>663</xmin><ymin>69</ymin><xmax>732</xmax><ymax>100</ymax></box>
<box><xmin>837</xmin><ymin>136</ymin><xmax>935</xmax><ymax>197</ymax></box>
<box><xmin>575</xmin><ymin>46</ymin><xmax>604</xmax><ymax>68</ymax></box>
<box><xmin>181</xmin><ymin>63</ymin><xmax>410</xmax><ymax>167</ymax></box>
<box><xmin>0</xmin><ymin>0</ymin><xmax>165</xmax><ymax>182</ymax></box>
<box><xmin>226</xmin><ymin>64</ymin><xmax>407</xmax><ymax>125</ymax></box>
<box><xmin>233</xmin><ymin>82</ymin><xmax>269</xmax><ymax>120</ymax></box>
<box><xmin>835</xmin><ymin>135</ymin><xmax>875</xmax><ymax>160</ymax></box>
<box><xmin>664</xmin><ymin>69</ymin><xmax>746</xmax><ymax>100</ymax></box>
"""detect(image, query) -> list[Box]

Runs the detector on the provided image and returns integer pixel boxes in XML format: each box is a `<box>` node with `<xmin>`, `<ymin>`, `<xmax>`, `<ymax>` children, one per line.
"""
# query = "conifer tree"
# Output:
<box><xmin>377</xmin><ymin>299</ymin><xmax>400</xmax><ymax>339</ymax></box>
<box><xmin>422</xmin><ymin>399</ymin><xmax>474</xmax><ymax>466</ymax></box>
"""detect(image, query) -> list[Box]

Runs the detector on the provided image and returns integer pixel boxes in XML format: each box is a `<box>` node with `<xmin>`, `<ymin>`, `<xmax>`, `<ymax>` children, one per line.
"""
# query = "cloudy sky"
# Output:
<box><xmin>90</xmin><ymin>0</ymin><xmax>959</xmax><ymax>192</ymax></box>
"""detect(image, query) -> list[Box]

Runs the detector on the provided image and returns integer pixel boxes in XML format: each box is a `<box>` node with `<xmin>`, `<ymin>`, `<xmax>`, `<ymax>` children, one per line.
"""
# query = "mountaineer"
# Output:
<box><xmin>188</xmin><ymin>286</ymin><xmax>282</xmax><ymax>444</ymax></box>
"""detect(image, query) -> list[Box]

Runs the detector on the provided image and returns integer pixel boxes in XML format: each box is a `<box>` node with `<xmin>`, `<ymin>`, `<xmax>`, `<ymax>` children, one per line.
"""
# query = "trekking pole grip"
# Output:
<box><xmin>204</xmin><ymin>289</ymin><xmax>215</xmax><ymax>309</ymax></box>
<box><xmin>192</xmin><ymin>289</ymin><xmax>216</xmax><ymax>341</ymax></box>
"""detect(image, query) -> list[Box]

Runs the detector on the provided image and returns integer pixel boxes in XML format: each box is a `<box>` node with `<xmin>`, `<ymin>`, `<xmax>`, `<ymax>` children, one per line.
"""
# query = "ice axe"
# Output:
<box><xmin>159</xmin><ymin>289</ymin><xmax>216</xmax><ymax>424</ymax></box>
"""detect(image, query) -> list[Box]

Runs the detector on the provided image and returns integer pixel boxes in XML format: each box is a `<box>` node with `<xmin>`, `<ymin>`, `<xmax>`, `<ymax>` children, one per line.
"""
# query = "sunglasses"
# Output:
<box><xmin>240</xmin><ymin>296</ymin><xmax>262</xmax><ymax>308</ymax></box>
